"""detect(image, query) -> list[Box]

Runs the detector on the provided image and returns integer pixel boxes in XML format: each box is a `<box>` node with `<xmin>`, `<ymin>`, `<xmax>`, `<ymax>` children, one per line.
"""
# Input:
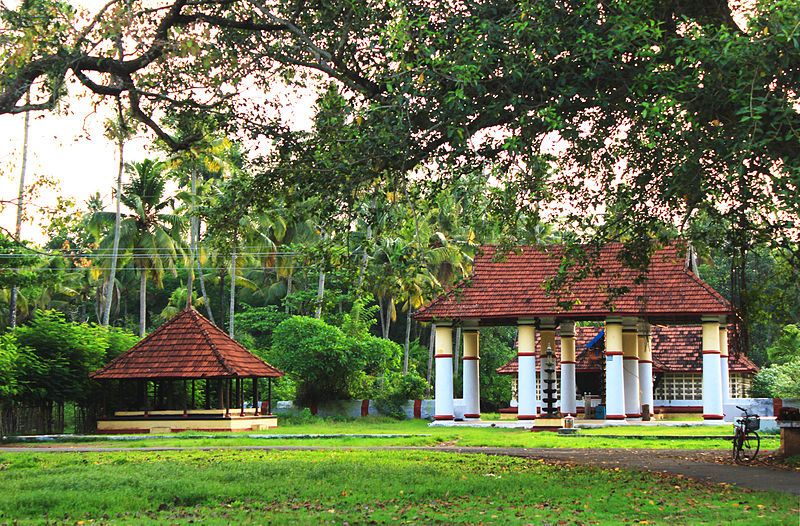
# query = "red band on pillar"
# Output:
<box><xmin>638</xmin><ymin>359</ymin><xmax>653</xmax><ymax>364</ymax></box>
<box><xmin>703</xmin><ymin>414</ymin><xmax>724</xmax><ymax>420</ymax></box>
<box><xmin>605</xmin><ymin>351</ymin><xmax>623</xmax><ymax>356</ymax></box>
<box><xmin>434</xmin><ymin>415</ymin><xmax>454</xmax><ymax>420</ymax></box>
<box><xmin>462</xmin><ymin>356</ymin><xmax>479</xmax><ymax>361</ymax></box>
<box><xmin>702</xmin><ymin>350</ymin><xmax>720</xmax><ymax>355</ymax></box>
<box><xmin>517</xmin><ymin>352</ymin><xmax>537</xmax><ymax>357</ymax></box>
<box><xmin>605</xmin><ymin>414</ymin><xmax>627</xmax><ymax>420</ymax></box>
<box><xmin>623</xmin><ymin>356</ymin><xmax>639</xmax><ymax>360</ymax></box>
<box><xmin>464</xmin><ymin>413</ymin><xmax>481</xmax><ymax>418</ymax></box>
<box><xmin>517</xmin><ymin>414</ymin><xmax>538</xmax><ymax>420</ymax></box>
<box><xmin>560</xmin><ymin>360</ymin><xmax>577</xmax><ymax>364</ymax></box>
<box><xmin>434</xmin><ymin>353</ymin><xmax>454</xmax><ymax>358</ymax></box>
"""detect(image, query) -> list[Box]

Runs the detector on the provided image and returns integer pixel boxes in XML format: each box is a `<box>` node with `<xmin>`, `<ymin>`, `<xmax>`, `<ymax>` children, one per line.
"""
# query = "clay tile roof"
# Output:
<box><xmin>416</xmin><ymin>243</ymin><xmax>732</xmax><ymax>322</ymax></box>
<box><xmin>496</xmin><ymin>326</ymin><xmax>758</xmax><ymax>375</ymax></box>
<box><xmin>90</xmin><ymin>308</ymin><xmax>283</xmax><ymax>380</ymax></box>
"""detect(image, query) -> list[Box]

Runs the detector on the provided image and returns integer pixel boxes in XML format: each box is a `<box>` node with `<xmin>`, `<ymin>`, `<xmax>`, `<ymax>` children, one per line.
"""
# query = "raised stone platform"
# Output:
<box><xmin>97</xmin><ymin>409</ymin><xmax>278</xmax><ymax>434</ymax></box>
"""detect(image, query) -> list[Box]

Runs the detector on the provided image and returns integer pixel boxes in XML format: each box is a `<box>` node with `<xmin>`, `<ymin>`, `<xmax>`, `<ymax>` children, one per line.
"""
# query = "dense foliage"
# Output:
<box><xmin>1</xmin><ymin>1</ymin><xmax>799</xmax><ymax>418</ymax></box>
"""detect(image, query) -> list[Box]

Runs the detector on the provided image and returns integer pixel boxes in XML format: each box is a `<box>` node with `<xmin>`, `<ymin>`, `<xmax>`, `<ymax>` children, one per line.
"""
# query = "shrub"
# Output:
<box><xmin>751</xmin><ymin>366</ymin><xmax>781</xmax><ymax>397</ymax></box>
<box><xmin>752</xmin><ymin>359</ymin><xmax>800</xmax><ymax>398</ymax></box>
<box><xmin>270</xmin><ymin>316</ymin><xmax>354</xmax><ymax>405</ymax></box>
<box><xmin>235</xmin><ymin>305</ymin><xmax>290</xmax><ymax>349</ymax></box>
<box><xmin>373</xmin><ymin>371</ymin><xmax>428</xmax><ymax>419</ymax></box>
<box><xmin>767</xmin><ymin>324</ymin><xmax>800</xmax><ymax>365</ymax></box>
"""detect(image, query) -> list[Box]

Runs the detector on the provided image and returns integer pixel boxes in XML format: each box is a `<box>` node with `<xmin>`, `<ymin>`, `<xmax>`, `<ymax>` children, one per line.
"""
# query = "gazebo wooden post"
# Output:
<box><xmin>205</xmin><ymin>379</ymin><xmax>211</xmax><ymax>410</ymax></box>
<box><xmin>268</xmin><ymin>378</ymin><xmax>272</xmax><ymax>415</ymax></box>
<box><xmin>182</xmin><ymin>379</ymin><xmax>188</xmax><ymax>417</ymax></box>
<box><xmin>191</xmin><ymin>379</ymin><xmax>196</xmax><ymax>410</ymax></box>
<box><xmin>238</xmin><ymin>377</ymin><xmax>245</xmax><ymax>416</ymax></box>
<box><xmin>253</xmin><ymin>378</ymin><xmax>260</xmax><ymax>416</ymax></box>
<box><xmin>143</xmin><ymin>381</ymin><xmax>149</xmax><ymax>417</ymax></box>
<box><xmin>225</xmin><ymin>378</ymin><xmax>231</xmax><ymax>417</ymax></box>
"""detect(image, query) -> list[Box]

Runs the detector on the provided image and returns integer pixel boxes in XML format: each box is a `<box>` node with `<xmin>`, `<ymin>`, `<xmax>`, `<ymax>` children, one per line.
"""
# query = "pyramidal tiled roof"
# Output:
<box><xmin>91</xmin><ymin>308</ymin><xmax>283</xmax><ymax>379</ymax></box>
<box><xmin>495</xmin><ymin>326</ymin><xmax>757</xmax><ymax>374</ymax></box>
<box><xmin>416</xmin><ymin>243</ymin><xmax>732</xmax><ymax>322</ymax></box>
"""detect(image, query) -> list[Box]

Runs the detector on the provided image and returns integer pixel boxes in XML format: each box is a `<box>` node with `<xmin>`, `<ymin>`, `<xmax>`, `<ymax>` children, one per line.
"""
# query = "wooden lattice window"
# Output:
<box><xmin>729</xmin><ymin>373</ymin><xmax>753</xmax><ymax>398</ymax></box>
<box><xmin>654</xmin><ymin>373</ymin><xmax>703</xmax><ymax>400</ymax></box>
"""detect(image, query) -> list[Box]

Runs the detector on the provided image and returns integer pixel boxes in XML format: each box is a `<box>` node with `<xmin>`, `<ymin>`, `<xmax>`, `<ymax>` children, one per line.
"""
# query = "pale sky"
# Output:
<box><xmin>0</xmin><ymin>0</ymin><xmax>318</xmax><ymax>243</ymax></box>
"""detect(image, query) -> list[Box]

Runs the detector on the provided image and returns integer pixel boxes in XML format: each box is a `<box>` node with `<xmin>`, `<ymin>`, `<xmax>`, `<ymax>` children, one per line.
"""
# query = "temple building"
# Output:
<box><xmin>415</xmin><ymin>243</ymin><xmax>750</xmax><ymax>421</ymax></box>
<box><xmin>91</xmin><ymin>307</ymin><xmax>283</xmax><ymax>433</ymax></box>
<box><xmin>495</xmin><ymin>325</ymin><xmax>757</xmax><ymax>417</ymax></box>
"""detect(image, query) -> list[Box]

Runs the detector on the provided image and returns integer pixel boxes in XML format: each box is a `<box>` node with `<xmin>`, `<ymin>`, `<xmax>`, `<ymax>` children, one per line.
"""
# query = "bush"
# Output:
<box><xmin>235</xmin><ymin>305</ymin><xmax>290</xmax><ymax>349</ymax></box>
<box><xmin>752</xmin><ymin>359</ymin><xmax>800</xmax><ymax>398</ymax></box>
<box><xmin>373</xmin><ymin>371</ymin><xmax>428</xmax><ymax>419</ymax></box>
<box><xmin>0</xmin><ymin>333</ymin><xmax>21</xmax><ymax>398</ymax></box>
<box><xmin>270</xmin><ymin>316</ymin><xmax>355</xmax><ymax>405</ymax></box>
<box><xmin>752</xmin><ymin>366</ymin><xmax>781</xmax><ymax>397</ymax></box>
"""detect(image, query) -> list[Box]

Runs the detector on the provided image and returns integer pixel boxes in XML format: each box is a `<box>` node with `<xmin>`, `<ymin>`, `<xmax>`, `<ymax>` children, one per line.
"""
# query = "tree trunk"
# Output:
<box><xmin>9</xmin><ymin>91</ymin><xmax>31</xmax><ymax>329</ymax></box>
<box><xmin>403</xmin><ymin>308</ymin><xmax>412</xmax><ymax>374</ymax></box>
<box><xmin>453</xmin><ymin>326</ymin><xmax>462</xmax><ymax>376</ymax></box>
<box><xmin>284</xmin><ymin>273</ymin><xmax>293</xmax><ymax>313</ymax></box>
<box><xmin>381</xmin><ymin>297</ymin><xmax>392</xmax><ymax>339</ymax></box>
<box><xmin>186</xmin><ymin>171</ymin><xmax>198</xmax><ymax>308</ymax></box>
<box><xmin>139</xmin><ymin>270</ymin><xmax>147</xmax><ymax>337</ymax></box>
<box><xmin>102</xmin><ymin>102</ymin><xmax>125</xmax><ymax>326</ymax></box>
<box><xmin>356</xmin><ymin>223</ymin><xmax>372</xmax><ymax>289</ymax></box>
<box><xmin>314</xmin><ymin>267</ymin><xmax>325</xmax><ymax>319</ymax></box>
<box><xmin>229</xmin><ymin>248</ymin><xmax>236</xmax><ymax>338</ymax></box>
<box><xmin>426</xmin><ymin>323</ymin><xmax>436</xmax><ymax>396</ymax></box>
<box><xmin>197</xmin><ymin>255</ymin><xmax>214</xmax><ymax>322</ymax></box>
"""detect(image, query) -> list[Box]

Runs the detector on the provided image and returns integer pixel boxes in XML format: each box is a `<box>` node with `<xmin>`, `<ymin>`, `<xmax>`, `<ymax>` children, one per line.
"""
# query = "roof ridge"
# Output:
<box><xmin>191</xmin><ymin>310</ymin><xmax>237</xmax><ymax>377</ymax></box>
<box><xmin>682</xmin><ymin>267</ymin><xmax>732</xmax><ymax>309</ymax></box>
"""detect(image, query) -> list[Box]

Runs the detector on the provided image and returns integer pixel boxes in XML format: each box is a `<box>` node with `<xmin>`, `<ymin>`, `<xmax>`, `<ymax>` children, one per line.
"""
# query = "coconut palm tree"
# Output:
<box><xmin>91</xmin><ymin>159</ymin><xmax>185</xmax><ymax>336</ymax></box>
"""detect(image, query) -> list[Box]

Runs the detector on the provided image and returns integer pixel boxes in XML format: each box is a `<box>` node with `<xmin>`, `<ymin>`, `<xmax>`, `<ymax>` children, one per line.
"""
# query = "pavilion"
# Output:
<box><xmin>91</xmin><ymin>307</ymin><xmax>283</xmax><ymax>433</ymax></box>
<box><xmin>415</xmin><ymin>243</ymin><xmax>736</xmax><ymax>422</ymax></box>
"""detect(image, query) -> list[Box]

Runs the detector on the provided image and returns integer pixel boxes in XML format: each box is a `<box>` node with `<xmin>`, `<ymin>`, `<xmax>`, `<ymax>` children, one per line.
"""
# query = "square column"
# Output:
<box><xmin>462</xmin><ymin>329</ymin><xmax>481</xmax><ymax>419</ymax></box>
<box><xmin>637</xmin><ymin>321</ymin><xmax>654</xmax><ymax>418</ymax></box>
<box><xmin>622</xmin><ymin>317</ymin><xmax>641</xmax><ymax>419</ymax></box>
<box><xmin>604</xmin><ymin>317</ymin><xmax>626</xmax><ymax>420</ymax></box>
<box><xmin>434</xmin><ymin>323</ymin><xmax>455</xmax><ymax>420</ymax></box>
<box><xmin>538</xmin><ymin>319</ymin><xmax>556</xmax><ymax>414</ymax></box>
<box><xmin>559</xmin><ymin>320</ymin><xmax>577</xmax><ymax>416</ymax></box>
<box><xmin>702</xmin><ymin>316</ymin><xmax>724</xmax><ymax>420</ymax></box>
<box><xmin>517</xmin><ymin>321</ymin><xmax>538</xmax><ymax>420</ymax></box>
<box><xmin>720</xmin><ymin>324</ymin><xmax>730</xmax><ymax>402</ymax></box>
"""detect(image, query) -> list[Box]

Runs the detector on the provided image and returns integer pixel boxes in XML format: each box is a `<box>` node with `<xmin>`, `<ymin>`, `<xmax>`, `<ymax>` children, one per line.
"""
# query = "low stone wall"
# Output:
<box><xmin>275</xmin><ymin>399</ymin><xmax>439</xmax><ymax>419</ymax></box>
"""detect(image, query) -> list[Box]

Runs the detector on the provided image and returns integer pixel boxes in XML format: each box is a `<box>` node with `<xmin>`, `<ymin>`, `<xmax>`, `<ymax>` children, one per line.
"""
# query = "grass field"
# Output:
<box><xmin>0</xmin><ymin>448</ymin><xmax>794</xmax><ymax>525</ymax></box>
<box><xmin>4</xmin><ymin>418</ymin><xmax>781</xmax><ymax>451</ymax></box>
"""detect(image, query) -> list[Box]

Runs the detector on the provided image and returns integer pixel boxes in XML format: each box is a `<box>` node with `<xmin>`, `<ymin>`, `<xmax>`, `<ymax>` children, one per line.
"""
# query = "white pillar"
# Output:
<box><xmin>638</xmin><ymin>321</ymin><xmax>654</xmax><ymax>418</ymax></box>
<box><xmin>538</xmin><ymin>319</ymin><xmax>556</xmax><ymax>415</ymax></box>
<box><xmin>434</xmin><ymin>323</ymin><xmax>454</xmax><ymax>420</ymax></box>
<box><xmin>604</xmin><ymin>317</ymin><xmax>626</xmax><ymax>420</ymax></box>
<box><xmin>462</xmin><ymin>329</ymin><xmax>480</xmax><ymax>419</ymax></box>
<box><xmin>702</xmin><ymin>316</ymin><xmax>724</xmax><ymax>420</ymax></box>
<box><xmin>559</xmin><ymin>320</ymin><xmax>577</xmax><ymax>416</ymax></box>
<box><xmin>720</xmin><ymin>324</ymin><xmax>730</xmax><ymax>402</ymax></box>
<box><xmin>623</xmin><ymin>318</ymin><xmax>641</xmax><ymax>419</ymax></box>
<box><xmin>517</xmin><ymin>321</ymin><xmax>538</xmax><ymax>420</ymax></box>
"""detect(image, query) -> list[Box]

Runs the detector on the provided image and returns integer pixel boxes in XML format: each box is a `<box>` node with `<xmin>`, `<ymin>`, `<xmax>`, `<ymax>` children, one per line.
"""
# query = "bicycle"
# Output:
<box><xmin>732</xmin><ymin>405</ymin><xmax>760</xmax><ymax>464</ymax></box>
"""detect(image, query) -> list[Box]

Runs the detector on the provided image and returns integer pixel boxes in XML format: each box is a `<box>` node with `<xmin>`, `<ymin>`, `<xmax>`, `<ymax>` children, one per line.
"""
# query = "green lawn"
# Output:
<box><xmin>0</xmin><ymin>449</ymin><xmax>794</xmax><ymax>525</ymax></box>
<box><xmin>4</xmin><ymin>418</ymin><xmax>781</xmax><ymax>451</ymax></box>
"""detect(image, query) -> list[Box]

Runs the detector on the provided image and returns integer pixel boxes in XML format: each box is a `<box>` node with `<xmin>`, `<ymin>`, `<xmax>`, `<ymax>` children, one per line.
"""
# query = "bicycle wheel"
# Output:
<box><xmin>736</xmin><ymin>431</ymin><xmax>760</xmax><ymax>463</ymax></box>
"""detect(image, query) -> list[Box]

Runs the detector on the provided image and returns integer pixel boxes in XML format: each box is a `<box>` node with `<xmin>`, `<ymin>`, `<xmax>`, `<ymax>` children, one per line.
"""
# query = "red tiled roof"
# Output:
<box><xmin>91</xmin><ymin>308</ymin><xmax>283</xmax><ymax>379</ymax></box>
<box><xmin>416</xmin><ymin>244</ymin><xmax>732</xmax><ymax>322</ymax></box>
<box><xmin>496</xmin><ymin>325</ymin><xmax>758</xmax><ymax>375</ymax></box>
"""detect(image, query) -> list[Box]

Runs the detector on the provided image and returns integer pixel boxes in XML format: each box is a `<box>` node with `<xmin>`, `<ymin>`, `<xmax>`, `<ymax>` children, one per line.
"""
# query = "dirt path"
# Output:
<box><xmin>1</xmin><ymin>444</ymin><xmax>798</xmax><ymax>495</ymax></box>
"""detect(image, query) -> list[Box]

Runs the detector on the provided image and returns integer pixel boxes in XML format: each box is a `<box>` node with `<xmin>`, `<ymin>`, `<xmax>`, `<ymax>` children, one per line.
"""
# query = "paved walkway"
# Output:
<box><xmin>1</xmin><ymin>445</ymin><xmax>798</xmax><ymax>495</ymax></box>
